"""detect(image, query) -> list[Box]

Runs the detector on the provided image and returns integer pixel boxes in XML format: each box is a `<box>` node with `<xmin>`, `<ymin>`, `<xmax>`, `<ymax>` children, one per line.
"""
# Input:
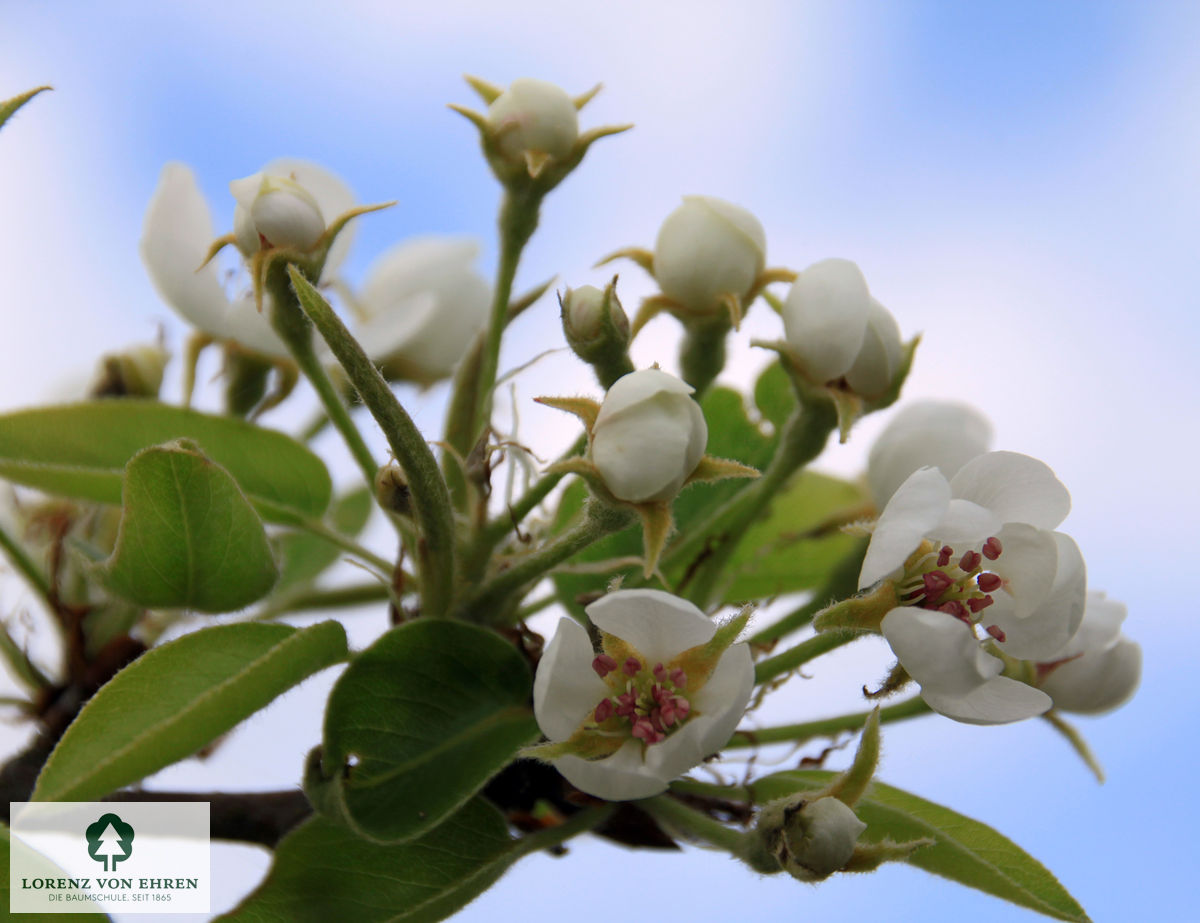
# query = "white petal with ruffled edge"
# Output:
<box><xmin>921</xmin><ymin>676</ymin><xmax>1052</xmax><ymax>726</ymax></box>
<box><xmin>533</xmin><ymin>618</ymin><xmax>608</xmax><ymax>741</ymax></box>
<box><xmin>1051</xmin><ymin>591</ymin><xmax>1127</xmax><ymax>660</ymax></box>
<box><xmin>554</xmin><ymin>740</ymin><xmax>670</xmax><ymax>802</ymax></box>
<box><xmin>868</xmin><ymin>401</ymin><xmax>993</xmax><ymax>507</ymax></box>
<box><xmin>987</xmin><ymin>531</ymin><xmax>1086</xmax><ymax>660</ymax></box>
<box><xmin>586</xmin><ymin>589</ymin><xmax>714</xmax><ymax>666</ymax></box>
<box><xmin>987</xmin><ymin>522</ymin><xmax>1059</xmax><ymax>619</ymax></box>
<box><xmin>950</xmin><ymin>451</ymin><xmax>1070</xmax><ymax>530</ymax></box>
<box><xmin>1041</xmin><ymin>637</ymin><xmax>1141</xmax><ymax>714</ymax></box>
<box><xmin>881</xmin><ymin>608</ymin><xmax>1002</xmax><ymax>696</ymax></box>
<box><xmin>844</xmin><ymin>298</ymin><xmax>902</xmax><ymax>398</ymax></box>
<box><xmin>859</xmin><ymin>467</ymin><xmax>951</xmax><ymax>588</ymax></box>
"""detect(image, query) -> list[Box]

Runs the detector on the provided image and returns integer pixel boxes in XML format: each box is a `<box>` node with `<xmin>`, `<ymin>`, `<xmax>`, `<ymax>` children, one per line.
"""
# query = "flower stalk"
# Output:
<box><xmin>725</xmin><ymin>696</ymin><xmax>931</xmax><ymax>749</ymax></box>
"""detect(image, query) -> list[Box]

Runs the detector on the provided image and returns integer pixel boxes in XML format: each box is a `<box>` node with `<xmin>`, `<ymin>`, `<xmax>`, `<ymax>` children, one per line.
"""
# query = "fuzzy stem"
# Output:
<box><xmin>461</xmin><ymin>502</ymin><xmax>633</xmax><ymax>623</ymax></box>
<box><xmin>641</xmin><ymin>795</ymin><xmax>778</xmax><ymax>873</ymax></box>
<box><xmin>726</xmin><ymin>697</ymin><xmax>931</xmax><ymax>749</ymax></box>
<box><xmin>748</xmin><ymin>547</ymin><xmax>865</xmax><ymax>645</ymax></box>
<box><xmin>253</xmin><ymin>582</ymin><xmax>393</xmax><ymax>622</ymax></box>
<box><xmin>675</xmin><ymin>399</ymin><xmax>837</xmax><ymax>608</ymax></box>
<box><xmin>754</xmin><ymin>630</ymin><xmax>858</xmax><ymax>685</ymax></box>
<box><xmin>679</xmin><ymin>318</ymin><xmax>730</xmax><ymax>396</ymax></box>
<box><xmin>286</xmin><ymin>266</ymin><xmax>458</xmax><ymax>618</ymax></box>
<box><xmin>0</xmin><ymin>521</ymin><xmax>53</xmax><ymax>613</ymax></box>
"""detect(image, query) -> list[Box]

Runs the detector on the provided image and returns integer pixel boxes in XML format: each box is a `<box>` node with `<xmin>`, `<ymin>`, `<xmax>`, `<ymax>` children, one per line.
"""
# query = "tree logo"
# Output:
<box><xmin>85</xmin><ymin>812</ymin><xmax>135</xmax><ymax>872</ymax></box>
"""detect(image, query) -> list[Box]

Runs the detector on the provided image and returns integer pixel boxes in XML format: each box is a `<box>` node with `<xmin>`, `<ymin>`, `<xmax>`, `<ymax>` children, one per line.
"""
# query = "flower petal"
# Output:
<box><xmin>867</xmin><ymin>401</ymin><xmax>993</xmax><ymax>507</ymax></box>
<box><xmin>934</xmin><ymin>498</ymin><xmax>1003</xmax><ymax>545</ymax></box>
<box><xmin>554</xmin><ymin>739</ymin><xmax>668</xmax><ymax>801</ymax></box>
<box><xmin>988</xmin><ymin>531</ymin><xmax>1087</xmax><ymax>661</ymax></box>
<box><xmin>921</xmin><ymin>676</ymin><xmax>1052</xmax><ymax>725</ymax></box>
<box><xmin>859</xmin><ymin>467</ymin><xmax>951</xmax><ymax>588</ymax></box>
<box><xmin>691</xmin><ymin>642</ymin><xmax>754</xmax><ymax>755</ymax></box>
<box><xmin>1040</xmin><ymin>637</ymin><xmax>1141</xmax><ymax>715</ymax></box>
<box><xmin>881</xmin><ymin>607</ymin><xmax>1002</xmax><ymax>696</ymax></box>
<box><xmin>140</xmin><ymin>163</ymin><xmax>233</xmax><ymax>335</ymax></box>
<box><xmin>843</xmin><ymin>298</ymin><xmax>902</xmax><ymax>398</ymax></box>
<box><xmin>1051</xmin><ymin>591</ymin><xmax>1127</xmax><ymax>660</ymax></box>
<box><xmin>591</xmin><ymin>394</ymin><xmax>696</xmax><ymax>502</ymax></box>
<box><xmin>533</xmin><ymin>617</ymin><xmax>609</xmax><ymax>741</ymax></box>
<box><xmin>950</xmin><ymin>451</ymin><xmax>1071</xmax><ymax>530</ymax></box>
<box><xmin>586</xmin><ymin>589</ymin><xmax>714</xmax><ymax>666</ymax></box>
<box><xmin>987</xmin><ymin>522</ymin><xmax>1059</xmax><ymax>619</ymax></box>
<box><xmin>262</xmin><ymin>158</ymin><xmax>356</xmax><ymax>276</ymax></box>
<box><xmin>593</xmin><ymin>368</ymin><xmax>695</xmax><ymax>425</ymax></box>
<box><xmin>781</xmin><ymin>258</ymin><xmax>871</xmax><ymax>383</ymax></box>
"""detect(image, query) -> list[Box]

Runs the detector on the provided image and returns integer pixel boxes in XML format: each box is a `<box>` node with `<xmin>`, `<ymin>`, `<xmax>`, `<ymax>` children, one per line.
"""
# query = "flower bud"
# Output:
<box><xmin>91</xmin><ymin>343</ymin><xmax>169</xmax><ymax>398</ymax></box>
<box><xmin>761</xmin><ymin>796</ymin><xmax>867</xmax><ymax>882</ymax></box>
<box><xmin>560</xmin><ymin>283</ymin><xmax>630</xmax><ymax>362</ymax></box>
<box><xmin>1041</xmin><ymin>637</ymin><xmax>1141</xmax><ymax>715</ymax></box>
<box><xmin>486</xmin><ymin>78</ymin><xmax>579</xmax><ymax>167</ymax></box>
<box><xmin>230</xmin><ymin>172</ymin><xmax>325</xmax><ymax>254</ymax></box>
<box><xmin>653</xmin><ymin>196</ymin><xmax>765</xmax><ymax>318</ymax></box>
<box><xmin>590</xmin><ymin>369</ymin><xmax>707</xmax><ymax>504</ymax></box>
<box><xmin>374</xmin><ymin>463</ymin><xmax>412</xmax><ymax>516</ymax></box>
<box><xmin>781</xmin><ymin>259</ymin><xmax>902</xmax><ymax>399</ymax></box>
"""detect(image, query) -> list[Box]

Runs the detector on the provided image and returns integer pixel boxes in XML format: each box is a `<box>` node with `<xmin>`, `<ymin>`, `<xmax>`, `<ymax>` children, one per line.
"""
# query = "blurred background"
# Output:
<box><xmin>1</xmin><ymin>1</ymin><xmax>1197</xmax><ymax>920</ymax></box>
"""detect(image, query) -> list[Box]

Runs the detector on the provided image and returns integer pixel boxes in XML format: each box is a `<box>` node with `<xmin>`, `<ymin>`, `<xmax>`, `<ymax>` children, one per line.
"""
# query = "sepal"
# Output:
<box><xmin>813</xmin><ymin>580</ymin><xmax>899</xmax><ymax>634</ymax></box>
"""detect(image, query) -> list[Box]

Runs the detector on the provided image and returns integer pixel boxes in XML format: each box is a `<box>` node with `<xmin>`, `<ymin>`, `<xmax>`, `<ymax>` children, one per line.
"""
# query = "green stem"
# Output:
<box><xmin>293</xmin><ymin>518</ymin><xmax>393</xmax><ymax>576</ymax></box>
<box><xmin>513</xmin><ymin>593</ymin><xmax>557</xmax><ymax>622</ymax></box>
<box><xmin>679</xmin><ymin>318</ymin><xmax>730</xmax><ymax>396</ymax></box>
<box><xmin>472</xmin><ymin>190</ymin><xmax>541</xmax><ymax>444</ymax></box>
<box><xmin>286</xmin><ymin>266</ymin><xmax>458</xmax><ymax>618</ymax></box>
<box><xmin>253</xmin><ymin>582</ymin><xmax>392</xmax><ymax>622</ymax></box>
<box><xmin>0</xmin><ymin>520</ymin><xmax>53</xmax><ymax>613</ymax></box>
<box><xmin>299</xmin><ymin>409</ymin><xmax>332</xmax><ymax>442</ymax></box>
<box><xmin>591</xmin><ymin>351</ymin><xmax>635</xmax><ymax>391</ymax></box>
<box><xmin>267</xmin><ymin>273</ymin><xmax>378</xmax><ymax>492</ymax></box>
<box><xmin>747</xmin><ymin>545</ymin><xmax>866</xmax><ymax>645</ymax></box>
<box><xmin>641</xmin><ymin>795</ymin><xmax>774</xmax><ymax>871</ymax></box>
<box><xmin>726</xmin><ymin>696</ymin><xmax>932</xmax><ymax>749</ymax></box>
<box><xmin>675</xmin><ymin>399</ymin><xmax>837</xmax><ymax>608</ymax></box>
<box><xmin>460</xmin><ymin>502</ymin><xmax>633</xmax><ymax>624</ymax></box>
<box><xmin>754</xmin><ymin>630</ymin><xmax>858</xmax><ymax>685</ymax></box>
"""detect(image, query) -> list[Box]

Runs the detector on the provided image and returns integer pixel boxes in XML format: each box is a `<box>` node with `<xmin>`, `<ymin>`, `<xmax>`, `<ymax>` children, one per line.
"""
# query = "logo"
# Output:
<box><xmin>84</xmin><ymin>813</ymin><xmax>135</xmax><ymax>872</ymax></box>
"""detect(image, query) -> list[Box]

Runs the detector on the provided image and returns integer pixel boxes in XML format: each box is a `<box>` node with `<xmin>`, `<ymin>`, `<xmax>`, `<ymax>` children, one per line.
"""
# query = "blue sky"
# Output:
<box><xmin>2</xmin><ymin>2</ymin><xmax>1198</xmax><ymax>920</ymax></box>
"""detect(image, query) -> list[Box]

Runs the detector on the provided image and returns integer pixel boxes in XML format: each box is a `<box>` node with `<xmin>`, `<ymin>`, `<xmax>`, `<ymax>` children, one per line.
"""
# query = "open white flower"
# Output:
<box><xmin>867</xmin><ymin>401</ymin><xmax>993</xmax><ymax>508</ymax></box>
<box><xmin>1038</xmin><ymin>592</ymin><xmax>1141</xmax><ymax>714</ymax></box>
<box><xmin>653</xmin><ymin>196</ymin><xmax>766</xmax><ymax>320</ymax></box>
<box><xmin>864</xmin><ymin>451</ymin><xmax>1086</xmax><ymax>724</ymax></box>
<box><xmin>590</xmin><ymin>369</ymin><xmax>707</xmax><ymax>504</ymax></box>
<box><xmin>141</xmin><ymin>159</ymin><xmax>354</xmax><ymax>359</ymax></box>
<box><xmin>532</xmin><ymin>589</ymin><xmax>754</xmax><ymax>801</ymax></box>
<box><xmin>354</xmin><ymin>237</ymin><xmax>490</xmax><ymax>382</ymax></box>
<box><xmin>781</xmin><ymin>258</ymin><xmax>902</xmax><ymax>399</ymax></box>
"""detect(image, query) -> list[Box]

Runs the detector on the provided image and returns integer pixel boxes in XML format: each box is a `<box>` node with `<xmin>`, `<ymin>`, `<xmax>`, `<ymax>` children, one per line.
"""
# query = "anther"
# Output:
<box><xmin>985</xmin><ymin>624</ymin><xmax>1007</xmax><ymax>642</ymax></box>
<box><xmin>937</xmin><ymin>600</ymin><xmax>969</xmax><ymax>621</ymax></box>
<box><xmin>977</xmin><ymin>573</ymin><xmax>1002</xmax><ymax>593</ymax></box>
<box><xmin>653</xmin><ymin>662</ymin><xmax>667</xmax><ymax>681</ymax></box>
<box><xmin>958</xmin><ymin>550</ymin><xmax>982</xmax><ymax>572</ymax></box>
<box><xmin>937</xmin><ymin>545</ymin><xmax>953</xmax><ymax>567</ymax></box>
<box><xmin>670</xmin><ymin>668</ymin><xmax>687</xmax><ymax>688</ymax></box>
<box><xmin>922</xmin><ymin>570</ymin><xmax>953</xmax><ymax>601</ymax></box>
<box><xmin>983</xmin><ymin>536</ymin><xmax>1003</xmax><ymax>560</ymax></box>
<box><xmin>591</xmin><ymin>654</ymin><xmax>617</xmax><ymax>678</ymax></box>
<box><xmin>622</xmin><ymin>656</ymin><xmax>641</xmax><ymax>676</ymax></box>
<box><xmin>967</xmin><ymin>595</ymin><xmax>994</xmax><ymax>613</ymax></box>
<box><xmin>593</xmin><ymin>699</ymin><xmax>614</xmax><ymax>722</ymax></box>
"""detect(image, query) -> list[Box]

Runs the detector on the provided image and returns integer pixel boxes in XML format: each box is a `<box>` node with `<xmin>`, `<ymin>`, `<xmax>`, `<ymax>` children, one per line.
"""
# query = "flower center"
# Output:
<box><xmin>589</xmin><ymin>655</ymin><xmax>691</xmax><ymax>747</ymax></box>
<box><xmin>897</xmin><ymin>537</ymin><xmax>1008</xmax><ymax>642</ymax></box>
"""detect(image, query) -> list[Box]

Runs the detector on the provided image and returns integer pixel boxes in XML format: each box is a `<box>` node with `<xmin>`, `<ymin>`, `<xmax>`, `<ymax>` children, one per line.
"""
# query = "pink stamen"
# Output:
<box><xmin>967</xmin><ymin>595</ymin><xmax>995</xmax><ymax>613</ymax></box>
<box><xmin>653</xmin><ymin>662</ymin><xmax>667</xmax><ymax>681</ymax></box>
<box><xmin>922</xmin><ymin>570</ymin><xmax>953</xmax><ymax>601</ymax></box>
<box><xmin>669</xmin><ymin>668</ymin><xmax>687</xmax><ymax>688</ymax></box>
<box><xmin>937</xmin><ymin>545</ymin><xmax>954</xmax><ymax>567</ymax></box>
<box><xmin>615</xmin><ymin>690</ymin><xmax>637</xmax><ymax>717</ymax></box>
<box><xmin>983</xmin><ymin>536</ymin><xmax>1003</xmax><ymax>560</ymax></box>
<box><xmin>592</xmin><ymin>654</ymin><xmax>617</xmax><ymax>678</ymax></box>
<box><xmin>938</xmin><ymin>600</ymin><xmax>969</xmax><ymax>621</ymax></box>
<box><xmin>985</xmin><ymin>624</ymin><xmax>1007</xmax><ymax>642</ymax></box>
<box><xmin>958</xmin><ymin>550</ymin><xmax>982</xmax><ymax>572</ymax></box>
<box><xmin>674</xmin><ymin>697</ymin><xmax>690</xmax><ymax>718</ymax></box>
<box><xmin>593</xmin><ymin>699</ymin><xmax>614</xmax><ymax>723</ymax></box>
<box><xmin>622</xmin><ymin>656</ymin><xmax>641</xmax><ymax>676</ymax></box>
<box><xmin>977</xmin><ymin>573</ymin><xmax>1002</xmax><ymax>593</ymax></box>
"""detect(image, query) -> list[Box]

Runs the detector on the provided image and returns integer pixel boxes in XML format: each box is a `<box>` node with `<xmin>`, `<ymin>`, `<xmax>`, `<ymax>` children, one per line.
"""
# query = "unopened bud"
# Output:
<box><xmin>230</xmin><ymin>172</ymin><xmax>325</xmax><ymax>254</ymax></box>
<box><xmin>560</xmin><ymin>282</ymin><xmax>630</xmax><ymax>362</ymax></box>
<box><xmin>486</xmin><ymin>78</ymin><xmax>579</xmax><ymax>169</ymax></box>
<box><xmin>374</xmin><ymin>464</ymin><xmax>412</xmax><ymax>516</ymax></box>
<box><xmin>757</xmin><ymin>795</ymin><xmax>867</xmax><ymax>882</ymax></box>
<box><xmin>91</xmin><ymin>343</ymin><xmax>169</xmax><ymax>399</ymax></box>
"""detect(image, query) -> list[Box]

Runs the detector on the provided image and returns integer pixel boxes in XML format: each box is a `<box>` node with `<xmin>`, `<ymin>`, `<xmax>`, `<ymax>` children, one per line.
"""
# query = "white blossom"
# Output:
<box><xmin>532</xmin><ymin>589</ymin><xmax>754</xmax><ymax>801</ymax></box>
<box><xmin>229</xmin><ymin>173</ymin><xmax>325</xmax><ymax>254</ymax></box>
<box><xmin>1039</xmin><ymin>592</ymin><xmax>1141</xmax><ymax>714</ymax></box>
<box><xmin>590</xmin><ymin>369</ymin><xmax>707</xmax><ymax>503</ymax></box>
<box><xmin>355</xmin><ymin>237</ymin><xmax>490</xmax><ymax>381</ymax></box>
<box><xmin>486</xmin><ymin>78</ymin><xmax>579</xmax><ymax>166</ymax></box>
<box><xmin>781</xmin><ymin>258</ymin><xmax>902</xmax><ymax>398</ymax></box>
<box><xmin>653</xmin><ymin>196</ymin><xmax>766</xmax><ymax>318</ymax></box>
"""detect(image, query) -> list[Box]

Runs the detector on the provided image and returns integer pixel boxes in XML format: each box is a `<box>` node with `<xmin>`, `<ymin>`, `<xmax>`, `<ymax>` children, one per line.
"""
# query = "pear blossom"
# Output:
<box><xmin>354</xmin><ymin>237</ymin><xmax>490</xmax><ymax>382</ymax></box>
<box><xmin>532</xmin><ymin>589</ymin><xmax>754</xmax><ymax>801</ymax></box>
<box><xmin>590</xmin><ymin>369</ymin><xmax>707</xmax><ymax>504</ymax></box>
<box><xmin>864</xmin><ymin>451</ymin><xmax>1087</xmax><ymax>724</ymax></box>
<box><xmin>781</xmin><ymin>258</ymin><xmax>902</xmax><ymax>399</ymax></box>
<box><xmin>653</xmin><ymin>196</ymin><xmax>766</xmax><ymax>319</ymax></box>
<box><xmin>229</xmin><ymin>173</ymin><xmax>325</xmax><ymax>254</ymax></box>
<box><xmin>1038</xmin><ymin>592</ymin><xmax>1141</xmax><ymax>714</ymax></box>
<box><xmin>140</xmin><ymin>159</ymin><xmax>354</xmax><ymax>359</ymax></box>
<box><xmin>486</xmin><ymin>78</ymin><xmax>579</xmax><ymax>167</ymax></box>
<box><xmin>867</xmin><ymin>401</ymin><xmax>993</xmax><ymax>508</ymax></box>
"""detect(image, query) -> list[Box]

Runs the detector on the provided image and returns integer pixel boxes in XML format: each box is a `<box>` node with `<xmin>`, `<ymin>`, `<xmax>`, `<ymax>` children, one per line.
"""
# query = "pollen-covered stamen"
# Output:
<box><xmin>967</xmin><ymin>595</ymin><xmax>994</xmax><ymax>613</ymax></box>
<box><xmin>653</xmin><ymin>662</ymin><xmax>668</xmax><ymax>682</ymax></box>
<box><xmin>977</xmin><ymin>573</ymin><xmax>1002</xmax><ymax>593</ymax></box>
<box><xmin>921</xmin><ymin>570</ymin><xmax>954</xmax><ymax>603</ymax></box>
<box><xmin>669</xmin><ymin>668</ymin><xmax>687</xmax><ymax>688</ymax></box>
<box><xmin>982</xmin><ymin>536</ymin><xmax>1003</xmax><ymax>560</ymax></box>
<box><xmin>592</xmin><ymin>654</ymin><xmax>618</xmax><ymax>677</ymax></box>
<box><xmin>958</xmin><ymin>550</ymin><xmax>982</xmax><ymax>573</ymax></box>
<box><xmin>593</xmin><ymin>698</ymin><xmax>614</xmax><ymax>722</ymax></box>
<box><xmin>985</xmin><ymin>624</ymin><xmax>1007</xmax><ymax>642</ymax></box>
<box><xmin>622</xmin><ymin>656</ymin><xmax>642</xmax><ymax>676</ymax></box>
<box><xmin>937</xmin><ymin>545</ymin><xmax>953</xmax><ymax>567</ymax></box>
<box><xmin>937</xmin><ymin>600</ymin><xmax>970</xmax><ymax>623</ymax></box>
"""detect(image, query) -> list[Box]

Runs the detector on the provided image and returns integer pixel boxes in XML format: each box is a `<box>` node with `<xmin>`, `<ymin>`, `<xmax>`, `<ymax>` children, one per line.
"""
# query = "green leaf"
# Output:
<box><xmin>721</xmin><ymin>472</ymin><xmax>867</xmax><ymax>603</ymax></box>
<box><xmin>0</xmin><ymin>400</ymin><xmax>331</xmax><ymax>521</ymax></box>
<box><xmin>218</xmin><ymin>799</ymin><xmax>516</xmax><ymax>923</ymax></box>
<box><xmin>97</xmin><ymin>441</ymin><xmax>279</xmax><ymax>612</ymax></box>
<box><xmin>753</xmin><ymin>770</ymin><xmax>1091</xmax><ymax>922</ymax></box>
<box><xmin>753</xmin><ymin>359</ymin><xmax>795</xmax><ymax>432</ymax></box>
<box><xmin>274</xmin><ymin>487</ymin><xmax>373</xmax><ymax>593</ymax></box>
<box><xmin>1</xmin><ymin>825</ymin><xmax>109</xmax><ymax>921</ymax></box>
<box><xmin>32</xmin><ymin>621</ymin><xmax>347</xmax><ymax>802</ymax></box>
<box><xmin>0</xmin><ymin>86</ymin><xmax>51</xmax><ymax>132</ymax></box>
<box><xmin>313</xmin><ymin>619</ymin><xmax>539</xmax><ymax>843</ymax></box>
